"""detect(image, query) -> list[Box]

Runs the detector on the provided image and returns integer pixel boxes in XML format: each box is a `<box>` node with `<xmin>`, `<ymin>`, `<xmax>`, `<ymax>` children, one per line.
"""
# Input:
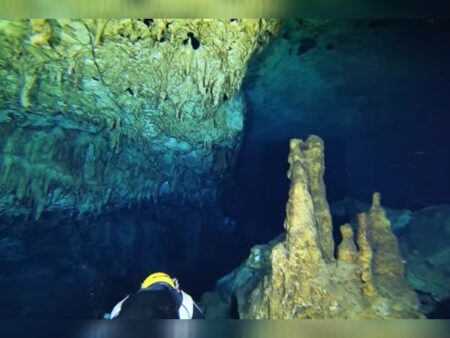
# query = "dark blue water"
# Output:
<box><xmin>1</xmin><ymin>20</ymin><xmax>450</xmax><ymax>319</ymax></box>
<box><xmin>233</xmin><ymin>20</ymin><xmax>450</xmax><ymax>245</ymax></box>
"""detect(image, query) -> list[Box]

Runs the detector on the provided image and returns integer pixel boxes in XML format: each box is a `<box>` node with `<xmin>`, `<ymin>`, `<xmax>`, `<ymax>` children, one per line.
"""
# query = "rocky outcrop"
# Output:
<box><xmin>201</xmin><ymin>136</ymin><xmax>422</xmax><ymax>319</ymax></box>
<box><xmin>332</xmin><ymin>199</ymin><xmax>450</xmax><ymax>315</ymax></box>
<box><xmin>398</xmin><ymin>205</ymin><xmax>450</xmax><ymax>315</ymax></box>
<box><xmin>0</xmin><ymin>19</ymin><xmax>278</xmax><ymax>219</ymax></box>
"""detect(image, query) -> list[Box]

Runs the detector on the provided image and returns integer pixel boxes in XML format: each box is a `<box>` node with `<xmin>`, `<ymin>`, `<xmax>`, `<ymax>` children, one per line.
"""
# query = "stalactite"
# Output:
<box><xmin>0</xmin><ymin>19</ymin><xmax>278</xmax><ymax>218</ymax></box>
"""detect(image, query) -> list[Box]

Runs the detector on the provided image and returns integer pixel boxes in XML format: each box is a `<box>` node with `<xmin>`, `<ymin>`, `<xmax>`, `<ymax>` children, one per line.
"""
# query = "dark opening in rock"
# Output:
<box><xmin>143</xmin><ymin>19</ymin><xmax>153</xmax><ymax>27</ymax></box>
<box><xmin>230</xmin><ymin>293</ymin><xmax>239</xmax><ymax>319</ymax></box>
<box><xmin>187</xmin><ymin>32</ymin><xmax>201</xmax><ymax>50</ymax></box>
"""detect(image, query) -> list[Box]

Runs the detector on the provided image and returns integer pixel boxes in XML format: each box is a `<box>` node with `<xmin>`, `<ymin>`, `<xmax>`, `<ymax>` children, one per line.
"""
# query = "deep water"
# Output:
<box><xmin>1</xmin><ymin>20</ymin><xmax>450</xmax><ymax>318</ymax></box>
<box><xmin>233</xmin><ymin>20</ymin><xmax>450</xmax><ymax>244</ymax></box>
<box><xmin>227</xmin><ymin>20</ymin><xmax>450</xmax><ymax>317</ymax></box>
<box><xmin>0</xmin><ymin>203</ymin><xmax>243</xmax><ymax>317</ymax></box>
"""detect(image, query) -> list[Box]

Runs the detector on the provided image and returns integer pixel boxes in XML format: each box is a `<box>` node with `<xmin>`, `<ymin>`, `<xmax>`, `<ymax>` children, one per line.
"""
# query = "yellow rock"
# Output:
<box><xmin>213</xmin><ymin>135</ymin><xmax>423</xmax><ymax>319</ymax></box>
<box><xmin>0</xmin><ymin>19</ymin><xmax>278</xmax><ymax>218</ymax></box>
<box><xmin>337</xmin><ymin>223</ymin><xmax>357</xmax><ymax>264</ymax></box>
<box><xmin>30</xmin><ymin>19</ymin><xmax>52</xmax><ymax>46</ymax></box>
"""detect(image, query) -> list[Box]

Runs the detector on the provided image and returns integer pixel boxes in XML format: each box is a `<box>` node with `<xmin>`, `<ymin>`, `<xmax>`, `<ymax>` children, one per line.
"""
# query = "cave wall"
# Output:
<box><xmin>0</xmin><ymin>19</ymin><xmax>278</xmax><ymax>219</ymax></box>
<box><xmin>0</xmin><ymin>18</ymin><xmax>279</xmax><ymax>318</ymax></box>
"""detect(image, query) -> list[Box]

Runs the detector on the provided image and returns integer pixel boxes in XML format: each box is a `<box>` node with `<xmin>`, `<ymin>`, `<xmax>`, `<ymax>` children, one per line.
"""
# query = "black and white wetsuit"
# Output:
<box><xmin>108</xmin><ymin>288</ymin><xmax>203</xmax><ymax>319</ymax></box>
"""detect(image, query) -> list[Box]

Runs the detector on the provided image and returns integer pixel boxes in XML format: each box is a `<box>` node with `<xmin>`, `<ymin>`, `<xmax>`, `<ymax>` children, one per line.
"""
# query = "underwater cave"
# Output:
<box><xmin>0</xmin><ymin>19</ymin><xmax>450</xmax><ymax>319</ymax></box>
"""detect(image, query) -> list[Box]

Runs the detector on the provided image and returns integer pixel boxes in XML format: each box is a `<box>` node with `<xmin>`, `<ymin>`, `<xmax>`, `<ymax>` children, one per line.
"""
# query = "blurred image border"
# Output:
<box><xmin>0</xmin><ymin>0</ymin><xmax>450</xmax><ymax>19</ymax></box>
<box><xmin>0</xmin><ymin>0</ymin><xmax>448</xmax><ymax>337</ymax></box>
<box><xmin>0</xmin><ymin>320</ymin><xmax>449</xmax><ymax>338</ymax></box>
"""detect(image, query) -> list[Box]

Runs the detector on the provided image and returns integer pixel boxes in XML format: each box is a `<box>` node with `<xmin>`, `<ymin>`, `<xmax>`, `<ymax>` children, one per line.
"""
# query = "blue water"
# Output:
<box><xmin>234</xmin><ymin>20</ymin><xmax>450</xmax><ymax>243</ymax></box>
<box><xmin>1</xmin><ymin>20</ymin><xmax>450</xmax><ymax>318</ymax></box>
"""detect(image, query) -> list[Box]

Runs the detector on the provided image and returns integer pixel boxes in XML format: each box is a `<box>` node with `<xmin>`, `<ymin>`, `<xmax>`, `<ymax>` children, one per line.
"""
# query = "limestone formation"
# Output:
<box><xmin>201</xmin><ymin>136</ymin><xmax>422</xmax><ymax>319</ymax></box>
<box><xmin>0</xmin><ymin>19</ymin><xmax>279</xmax><ymax>219</ymax></box>
<box><xmin>331</xmin><ymin>196</ymin><xmax>413</xmax><ymax>233</ymax></box>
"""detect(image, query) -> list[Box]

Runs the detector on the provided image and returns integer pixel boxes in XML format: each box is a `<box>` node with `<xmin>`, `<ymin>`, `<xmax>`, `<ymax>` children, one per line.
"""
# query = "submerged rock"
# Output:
<box><xmin>200</xmin><ymin>234</ymin><xmax>283</xmax><ymax>318</ymax></box>
<box><xmin>331</xmin><ymin>196</ymin><xmax>413</xmax><ymax>233</ymax></box>
<box><xmin>201</xmin><ymin>136</ymin><xmax>422</xmax><ymax>318</ymax></box>
<box><xmin>0</xmin><ymin>19</ymin><xmax>279</xmax><ymax>219</ymax></box>
<box><xmin>398</xmin><ymin>205</ymin><xmax>450</xmax><ymax>315</ymax></box>
<box><xmin>330</xmin><ymin>198</ymin><xmax>450</xmax><ymax>316</ymax></box>
<box><xmin>331</xmin><ymin>200</ymin><xmax>450</xmax><ymax>315</ymax></box>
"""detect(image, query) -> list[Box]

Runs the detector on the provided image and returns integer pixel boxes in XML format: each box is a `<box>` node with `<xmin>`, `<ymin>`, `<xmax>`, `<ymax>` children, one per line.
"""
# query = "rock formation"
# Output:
<box><xmin>0</xmin><ymin>19</ymin><xmax>278</xmax><ymax>219</ymax></box>
<box><xmin>201</xmin><ymin>135</ymin><xmax>422</xmax><ymax>319</ymax></box>
<box><xmin>398</xmin><ymin>205</ymin><xmax>450</xmax><ymax>315</ymax></box>
<box><xmin>331</xmin><ymin>197</ymin><xmax>413</xmax><ymax>233</ymax></box>
<box><xmin>332</xmin><ymin>199</ymin><xmax>450</xmax><ymax>315</ymax></box>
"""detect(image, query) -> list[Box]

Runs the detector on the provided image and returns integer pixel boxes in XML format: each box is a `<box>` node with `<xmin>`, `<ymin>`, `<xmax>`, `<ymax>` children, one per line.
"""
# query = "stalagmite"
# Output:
<box><xmin>201</xmin><ymin>135</ymin><xmax>423</xmax><ymax>319</ymax></box>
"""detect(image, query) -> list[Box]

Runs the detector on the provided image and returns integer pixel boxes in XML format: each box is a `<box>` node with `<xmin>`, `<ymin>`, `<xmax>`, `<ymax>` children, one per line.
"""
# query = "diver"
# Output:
<box><xmin>105</xmin><ymin>272</ymin><xmax>204</xmax><ymax>319</ymax></box>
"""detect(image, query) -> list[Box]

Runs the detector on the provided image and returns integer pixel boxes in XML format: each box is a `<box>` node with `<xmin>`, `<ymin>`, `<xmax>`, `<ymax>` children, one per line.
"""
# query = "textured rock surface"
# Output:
<box><xmin>200</xmin><ymin>233</ymin><xmax>283</xmax><ymax>318</ymax></box>
<box><xmin>398</xmin><ymin>205</ymin><xmax>450</xmax><ymax>315</ymax></box>
<box><xmin>0</xmin><ymin>19</ymin><xmax>278</xmax><ymax>218</ymax></box>
<box><xmin>332</xmin><ymin>199</ymin><xmax>450</xmax><ymax>314</ymax></box>
<box><xmin>201</xmin><ymin>136</ymin><xmax>422</xmax><ymax>319</ymax></box>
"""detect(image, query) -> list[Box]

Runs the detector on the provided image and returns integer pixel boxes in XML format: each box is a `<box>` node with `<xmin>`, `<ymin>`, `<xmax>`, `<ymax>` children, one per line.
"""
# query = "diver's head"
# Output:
<box><xmin>140</xmin><ymin>272</ymin><xmax>179</xmax><ymax>290</ymax></box>
<box><xmin>116</xmin><ymin>272</ymin><xmax>180</xmax><ymax>319</ymax></box>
